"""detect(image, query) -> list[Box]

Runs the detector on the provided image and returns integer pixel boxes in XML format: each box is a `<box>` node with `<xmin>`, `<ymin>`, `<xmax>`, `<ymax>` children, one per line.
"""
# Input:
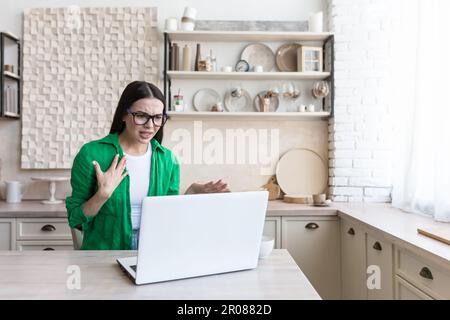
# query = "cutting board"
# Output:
<box><xmin>275</xmin><ymin>148</ymin><xmax>327</xmax><ymax>196</ymax></box>
<box><xmin>417</xmin><ymin>226</ymin><xmax>450</xmax><ymax>246</ymax></box>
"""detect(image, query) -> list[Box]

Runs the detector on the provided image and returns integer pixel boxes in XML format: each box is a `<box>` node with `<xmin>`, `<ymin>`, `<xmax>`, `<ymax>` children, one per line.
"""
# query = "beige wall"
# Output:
<box><xmin>0</xmin><ymin>118</ymin><xmax>328</xmax><ymax>200</ymax></box>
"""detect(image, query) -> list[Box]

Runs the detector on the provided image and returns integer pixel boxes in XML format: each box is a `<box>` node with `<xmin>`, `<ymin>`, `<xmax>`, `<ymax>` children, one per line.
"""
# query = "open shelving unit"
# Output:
<box><xmin>0</xmin><ymin>32</ymin><xmax>21</xmax><ymax>119</ymax></box>
<box><xmin>167</xmin><ymin>71</ymin><xmax>331</xmax><ymax>81</ymax></box>
<box><xmin>163</xmin><ymin>30</ymin><xmax>334</xmax><ymax>119</ymax></box>
<box><xmin>167</xmin><ymin>111</ymin><xmax>331</xmax><ymax>120</ymax></box>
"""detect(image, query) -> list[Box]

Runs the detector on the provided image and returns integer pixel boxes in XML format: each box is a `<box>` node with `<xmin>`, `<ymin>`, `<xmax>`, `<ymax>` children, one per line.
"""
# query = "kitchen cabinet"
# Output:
<box><xmin>395</xmin><ymin>275</ymin><xmax>433</xmax><ymax>300</ymax></box>
<box><xmin>0</xmin><ymin>218</ymin><xmax>15</xmax><ymax>250</ymax></box>
<box><xmin>263</xmin><ymin>217</ymin><xmax>281</xmax><ymax>249</ymax></box>
<box><xmin>0</xmin><ymin>217</ymin><xmax>73</xmax><ymax>251</ymax></box>
<box><xmin>396</xmin><ymin>248</ymin><xmax>450</xmax><ymax>300</ymax></box>
<box><xmin>366</xmin><ymin>232</ymin><xmax>394</xmax><ymax>299</ymax></box>
<box><xmin>340</xmin><ymin>218</ymin><xmax>367</xmax><ymax>299</ymax></box>
<box><xmin>16</xmin><ymin>241</ymin><xmax>74</xmax><ymax>251</ymax></box>
<box><xmin>16</xmin><ymin>218</ymin><xmax>72</xmax><ymax>241</ymax></box>
<box><xmin>281</xmin><ymin>216</ymin><xmax>341</xmax><ymax>300</ymax></box>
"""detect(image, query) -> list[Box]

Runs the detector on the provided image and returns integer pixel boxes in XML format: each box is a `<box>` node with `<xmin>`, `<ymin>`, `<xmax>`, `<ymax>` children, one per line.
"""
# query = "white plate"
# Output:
<box><xmin>224</xmin><ymin>89</ymin><xmax>252</xmax><ymax>112</ymax></box>
<box><xmin>275</xmin><ymin>149</ymin><xmax>327</xmax><ymax>196</ymax></box>
<box><xmin>241</xmin><ymin>43</ymin><xmax>275</xmax><ymax>72</ymax></box>
<box><xmin>253</xmin><ymin>91</ymin><xmax>279</xmax><ymax>112</ymax></box>
<box><xmin>193</xmin><ymin>88</ymin><xmax>221</xmax><ymax>112</ymax></box>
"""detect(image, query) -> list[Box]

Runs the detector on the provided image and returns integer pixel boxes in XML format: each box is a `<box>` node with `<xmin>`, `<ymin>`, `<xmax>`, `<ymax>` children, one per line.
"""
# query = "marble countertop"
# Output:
<box><xmin>0</xmin><ymin>249</ymin><xmax>321</xmax><ymax>300</ymax></box>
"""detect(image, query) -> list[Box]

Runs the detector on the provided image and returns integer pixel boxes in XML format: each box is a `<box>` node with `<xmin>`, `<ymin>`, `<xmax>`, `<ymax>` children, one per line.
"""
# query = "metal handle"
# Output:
<box><xmin>348</xmin><ymin>228</ymin><xmax>355</xmax><ymax>236</ymax></box>
<box><xmin>305</xmin><ymin>223</ymin><xmax>319</xmax><ymax>230</ymax></box>
<box><xmin>373</xmin><ymin>241</ymin><xmax>383</xmax><ymax>251</ymax></box>
<box><xmin>420</xmin><ymin>267</ymin><xmax>434</xmax><ymax>280</ymax></box>
<box><xmin>41</xmin><ymin>224</ymin><xmax>56</xmax><ymax>232</ymax></box>
<box><xmin>43</xmin><ymin>248</ymin><xmax>55</xmax><ymax>251</ymax></box>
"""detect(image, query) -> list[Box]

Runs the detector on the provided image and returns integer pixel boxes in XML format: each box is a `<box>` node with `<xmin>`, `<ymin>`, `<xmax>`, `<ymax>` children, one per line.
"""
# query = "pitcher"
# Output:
<box><xmin>5</xmin><ymin>181</ymin><xmax>25</xmax><ymax>203</ymax></box>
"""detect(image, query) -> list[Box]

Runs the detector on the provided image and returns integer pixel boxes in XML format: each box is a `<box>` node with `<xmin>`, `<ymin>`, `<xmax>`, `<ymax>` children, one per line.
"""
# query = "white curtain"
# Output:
<box><xmin>391</xmin><ymin>0</ymin><xmax>450</xmax><ymax>222</ymax></box>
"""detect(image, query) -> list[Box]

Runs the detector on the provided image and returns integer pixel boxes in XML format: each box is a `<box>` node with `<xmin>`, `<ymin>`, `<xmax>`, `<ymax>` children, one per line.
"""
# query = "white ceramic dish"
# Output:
<box><xmin>224</xmin><ymin>89</ymin><xmax>252</xmax><ymax>112</ymax></box>
<box><xmin>241</xmin><ymin>43</ymin><xmax>275</xmax><ymax>72</ymax></box>
<box><xmin>192</xmin><ymin>88</ymin><xmax>221</xmax><ymax>112</ymax></box>
<box><xmin>259</xmin><ymin>236</ymin><xmax>275</xmax><ymax>259</ymax></box>
<box><xmin>253</xmin><ymin>91</ymin><xmax>279</xmax><ymax>112</ymax></box>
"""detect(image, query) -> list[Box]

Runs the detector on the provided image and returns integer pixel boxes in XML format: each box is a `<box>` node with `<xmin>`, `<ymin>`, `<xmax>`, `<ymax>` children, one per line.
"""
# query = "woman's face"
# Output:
<box><xmin>122</xmin><ymin>98</ymin><xmax>165</xmax><ymax>144</ymax></box>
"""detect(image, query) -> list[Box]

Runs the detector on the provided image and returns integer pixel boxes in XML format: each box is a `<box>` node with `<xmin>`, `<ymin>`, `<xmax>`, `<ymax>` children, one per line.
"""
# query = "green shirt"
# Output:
<box><xmin>65</xmin><ymin>132</ymin><xmax>180</xmax><ymax>250</ymax></box>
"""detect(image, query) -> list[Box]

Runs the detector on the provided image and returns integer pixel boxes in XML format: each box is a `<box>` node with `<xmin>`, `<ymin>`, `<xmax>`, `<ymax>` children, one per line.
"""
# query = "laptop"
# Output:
<box><xmin>117</xmin><ymin>191</ymin><xmax>269</xmax><ymax>285</ymax></box>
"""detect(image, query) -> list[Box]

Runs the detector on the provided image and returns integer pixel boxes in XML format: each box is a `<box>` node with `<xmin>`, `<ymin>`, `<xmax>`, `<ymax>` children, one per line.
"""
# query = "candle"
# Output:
<box><xmin>165</xmin><ymin>17</ymin><xmax>178</xmax><ymax>31</ymax></box>
<box><xmin>309</xmin><ymin>11</ymin><xmax>323</xmax><ymax>32</ymax></box>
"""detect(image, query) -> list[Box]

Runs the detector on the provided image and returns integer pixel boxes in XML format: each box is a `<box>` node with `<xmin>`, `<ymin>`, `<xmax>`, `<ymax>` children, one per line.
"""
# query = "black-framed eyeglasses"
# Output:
<box><xmin>126</xmin><ymin>109</ymin><xmax>168</xmax><ymax>127</ymax></box>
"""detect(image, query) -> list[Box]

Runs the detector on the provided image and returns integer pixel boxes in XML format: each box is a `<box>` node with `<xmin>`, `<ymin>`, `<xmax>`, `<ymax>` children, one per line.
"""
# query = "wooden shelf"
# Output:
<box><xmin>167</xmin><ymin>111</ymin><xmax>331</xmax><ymax>121</ymax></box>
<box><xmin>165</xmin><ymin>31</ymin><xmax>333</xmax><ymax>42</ymax></box>
<box><xmin>1</xmin><ymin>32</ymin><xmax>20</xmax><ymax>42</ymax></box>
<box><xmin>3</xmin><ymin>71</ymin><xmax>20</xmax><ymax>80</ymax></box>
<box><xmin>167</xmin><ymin>71</ymin><xmax>331</xmax><ymax>81</ymax></box>
<box><xmin>3</xmin><ymin>111</ymin><xmax>20</xmax><ymax>119</ymax></box>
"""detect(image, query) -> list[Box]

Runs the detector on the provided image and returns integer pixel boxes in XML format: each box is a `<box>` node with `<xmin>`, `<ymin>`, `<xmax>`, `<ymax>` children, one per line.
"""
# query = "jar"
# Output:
<box><xmin>173</xmin><ymin>95</ymin><xmax>184</xmax><ymax>112</ymax></box>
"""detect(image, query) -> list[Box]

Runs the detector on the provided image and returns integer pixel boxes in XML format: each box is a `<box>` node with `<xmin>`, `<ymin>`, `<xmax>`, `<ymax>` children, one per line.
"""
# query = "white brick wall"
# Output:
<box><xmin>327</xmin><ymin>0</ymin><xmax>394</xmax><ymax>203</ymax></box>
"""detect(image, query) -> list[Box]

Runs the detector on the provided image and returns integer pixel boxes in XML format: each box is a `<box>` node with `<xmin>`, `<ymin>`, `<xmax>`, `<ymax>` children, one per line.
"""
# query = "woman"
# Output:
<box><xmin>66</xmin><ymin>81</ymin><xmax>229</xmax><ymax>250</ymax></box>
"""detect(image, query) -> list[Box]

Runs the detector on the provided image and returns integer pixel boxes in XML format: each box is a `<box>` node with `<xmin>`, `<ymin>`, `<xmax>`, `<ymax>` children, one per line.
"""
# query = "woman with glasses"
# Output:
<box><xmin>66</xmin><ymin>81</ymin><xmax>229</xmax><ymax>250</ymax></box>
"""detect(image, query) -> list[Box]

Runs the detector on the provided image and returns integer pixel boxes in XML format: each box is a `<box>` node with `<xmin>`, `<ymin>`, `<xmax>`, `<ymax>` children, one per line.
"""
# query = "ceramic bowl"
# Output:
<box><xmin>259</xmin><ymin>236</ymin><xmax>275</xmax><ymax>259</ymax></box>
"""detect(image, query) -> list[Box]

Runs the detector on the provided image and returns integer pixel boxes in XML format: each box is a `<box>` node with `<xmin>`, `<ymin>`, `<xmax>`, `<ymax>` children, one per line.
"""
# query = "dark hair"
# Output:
<box><xmin>110</xmin><ymin>81</ymin><xmax>167</xmax><ymax>144</ymax></box>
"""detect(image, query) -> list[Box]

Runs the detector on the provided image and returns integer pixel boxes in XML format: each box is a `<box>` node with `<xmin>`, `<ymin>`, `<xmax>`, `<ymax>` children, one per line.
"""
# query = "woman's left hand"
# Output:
<box><xmin>185</xmin><ymin>179</ymin><xmax>230</xmax><ymax>194</ymax></box>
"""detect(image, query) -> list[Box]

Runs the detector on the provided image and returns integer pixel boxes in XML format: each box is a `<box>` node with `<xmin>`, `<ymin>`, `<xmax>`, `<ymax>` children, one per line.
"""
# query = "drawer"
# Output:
<box><xmin>16</xmin><ymin>218</ymin><xmax>71</xmax><ymax>240</ymax></box>
<box><xmin>396</xmin><ymin>248</ymin><xmax>450</xmax><ymax>299</ymax></box>
<box><xmin>395</xmin><ymin>276</ymin><xmax>434</xmax><ymax>300</ymax></box>
<box><xmin>16</xmin><ymin>241</ymin><xmax>74</xmax><ymax>251</ymax></box>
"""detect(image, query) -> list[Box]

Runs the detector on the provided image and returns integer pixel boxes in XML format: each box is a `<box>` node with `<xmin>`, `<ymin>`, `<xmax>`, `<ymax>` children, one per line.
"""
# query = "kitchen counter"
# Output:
<box><xmin>334</xmin><ymin>203</ymin><xmax>450</xmax><ymax>267</ymax></box>
<box><xmin>0</xmin><ymin>249</ymin><xmax>321</xmax><ymax>300</ymax></box>
<box><xmin>0</xmin><ymin>200</ymin><xmax>339</xmax><ymax>218</ymax></box>
<box><xmin>1</xmin><ymin>200</ymin><xmax>448</xmax><ymax>267</ymax></box>
<box><xmin>0</xmin><ymin>200</ymin><xmax>67</xmax><ymax>218</ymax></box>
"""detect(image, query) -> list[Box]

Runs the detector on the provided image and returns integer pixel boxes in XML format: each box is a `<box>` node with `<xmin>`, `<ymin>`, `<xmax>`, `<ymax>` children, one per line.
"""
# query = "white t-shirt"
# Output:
<box><xmin>124</xmin><ymin>144</ymin><xmax>152</xmax><ymax>230</ymax></box>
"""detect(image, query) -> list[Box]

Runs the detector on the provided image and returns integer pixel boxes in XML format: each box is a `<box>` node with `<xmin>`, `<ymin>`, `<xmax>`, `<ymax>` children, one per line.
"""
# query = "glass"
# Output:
<box><xmin>127</xmin><ymin>109</ymin><xmax>167</xmax><ymax>127</ymax></box>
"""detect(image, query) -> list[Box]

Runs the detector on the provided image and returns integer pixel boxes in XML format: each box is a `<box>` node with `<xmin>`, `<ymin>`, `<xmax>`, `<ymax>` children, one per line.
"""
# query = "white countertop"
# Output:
<box><xmin>0</xmin><ymin>249</ymin><xmax>321</xmax><ymax>300</ymax></box>
<box><xmin>1</xmin><ymin>200</ymin><xmax>449</xmax><ymax>267</ymax></box>
<box><xmin>334</xmin><ymin>203</ymin><xmax>450</xmax><ymax>266</ymax></box>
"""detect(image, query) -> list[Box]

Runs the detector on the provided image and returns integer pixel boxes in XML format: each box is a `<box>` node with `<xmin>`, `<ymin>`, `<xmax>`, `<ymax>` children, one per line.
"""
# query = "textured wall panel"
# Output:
<box><xmin>21</xmin><ymin>7</ymin><xmax>159</xmax><ymax>169</ymax></box>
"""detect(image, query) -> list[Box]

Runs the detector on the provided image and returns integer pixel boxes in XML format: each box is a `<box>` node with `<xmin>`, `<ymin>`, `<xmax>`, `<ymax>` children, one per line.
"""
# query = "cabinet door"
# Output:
<box><xmin>395</xmin><ymin>276</ymin><xmax>433</xmax><ymax>300</ymax></box>
<box><xmin>281</xmin><ymin>217</ymin><xmax>341</xmax><ymax>300</ymax></box>
<box><xmin>366</xmin><ymin>233</ymin><xmax>394</xmax><ymax>299</ymax></box>
<box><xmin>0</xmin><ymin>218</ymin><xmax>15</xmax><ymax>250</ymax></box>
<box><xmin>341</xmin><ymin>218</ymin><xmax>367</xmax><ymax>300</ymax></box>
<box><xmin>263</xmin><ymin>217</ymin><xmax>281</xmax><ymax>249</ymax></box>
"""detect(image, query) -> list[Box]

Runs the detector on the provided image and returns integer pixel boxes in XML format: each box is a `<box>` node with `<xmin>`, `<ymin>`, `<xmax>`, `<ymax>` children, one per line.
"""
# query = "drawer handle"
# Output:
<box><xmin>41</xmin><ymin>224</ymin><xmax>56</xmax><ymax>232</ymax></box>
<box><xmin>348</xmin><ymin>228</ymin><xmax>355</xmax><ymax>236</ymax></box>
<box><xmin>420</xmin><ymin>267</ymin><xmax>434</xmax><ymax>280</ymax></box>
<box><xmin>373</xmin><ymin>242</ymin><xmax>383</xmax><ymax>251</ymax></box>
<box><xmin>43</xmin><ymin>248</ymin><xmax>55</xmax><ymax>251</ymax></box>
<box><xmin>305</xmin><ymin>223</ymin><xmax>319</xmax><ymax>230</ymax></box>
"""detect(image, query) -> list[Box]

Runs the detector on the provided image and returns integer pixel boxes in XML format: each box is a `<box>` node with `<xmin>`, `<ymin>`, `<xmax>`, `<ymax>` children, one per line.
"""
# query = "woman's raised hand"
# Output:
<box><xmin>185</xmin><ymin>179</ymin><xmax>231</xmax><ymax>195</ymax></box>
<box><xmin>92</xmin><ymin>154</ymin><xmax>128</xmax><ymax>200</ymax></box>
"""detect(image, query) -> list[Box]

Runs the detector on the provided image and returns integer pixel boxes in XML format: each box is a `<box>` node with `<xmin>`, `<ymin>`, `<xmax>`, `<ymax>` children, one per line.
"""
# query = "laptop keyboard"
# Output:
<box><xmin>130</xmin><ymin>265</ymin><xmax>137</xmax><ymax>272</ymax></box>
